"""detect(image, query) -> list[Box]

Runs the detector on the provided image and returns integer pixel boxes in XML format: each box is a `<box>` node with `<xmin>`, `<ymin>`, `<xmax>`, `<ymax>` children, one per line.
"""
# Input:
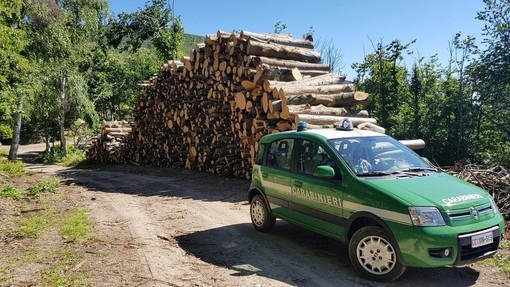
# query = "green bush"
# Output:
<box><xmin>27</xmin><ymin>177</ymin><xmax>59</xmax><ymax>196</ymax></box>
<box><xmin>35</xmin><ymin>144</ymin><xmax>88</xmax><ymax>167</ymax></box>
<box><xmin>0</xmin><ymin>186</ymin><xmax>23</xmax><ymax>199</ymax></box>
<box><xmin>60</xmin><ymin>150</ymin><xmax>87</xmax><ymax>167</ymax></box>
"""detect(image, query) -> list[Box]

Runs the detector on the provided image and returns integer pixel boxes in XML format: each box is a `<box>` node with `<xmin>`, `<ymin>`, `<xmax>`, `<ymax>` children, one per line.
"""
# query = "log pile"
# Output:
<box><xmin>452</xmin><ymin>165</ymin><xmax>510</xmax><ymax>225</ymax></box>
<box><xmin>87</xmin><ymin>30</ymin><xmax>377</xmax><ymax>178</ymax></box>
<box><xmin>87</xmin><ymin>121</ymin><xmax>133</xmax><ymax>163</ymax></box>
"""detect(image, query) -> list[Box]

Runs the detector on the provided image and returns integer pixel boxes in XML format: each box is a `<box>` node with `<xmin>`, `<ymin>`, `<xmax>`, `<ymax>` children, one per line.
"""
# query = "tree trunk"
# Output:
<box><xmin>60</xmin><ymin>72</ymin><xmax>67</xmax><ymax>156</ymax></box>
<box><xmin>8</xmin><ymin>95</ymin><xmax>23</xmax><ymax>161</ymax></box>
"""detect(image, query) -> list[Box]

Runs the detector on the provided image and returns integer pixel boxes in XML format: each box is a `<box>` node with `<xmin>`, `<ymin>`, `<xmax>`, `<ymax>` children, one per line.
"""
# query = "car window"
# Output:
<box><xmin>329</xmin><ymin>136</ymin><xmax>430</xmax><ymax>175</ymax></box>
<box><xmin>298</xmin><ymin>139</ymin><xmax>336</xmax><ymax>176</ymax></box>
<box><xmin>255</xmin><ymin>143</ymin><xmax>265</xmax><ymax>165</ymax></box>
<box><xmin>266</xmin><ymin>139</ymin><xmax>294</xmax><ymax>170</ymax></box>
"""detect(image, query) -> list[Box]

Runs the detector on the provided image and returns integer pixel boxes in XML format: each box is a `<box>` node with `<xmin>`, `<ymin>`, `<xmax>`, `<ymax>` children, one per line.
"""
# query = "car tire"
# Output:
<box><xmin>348</xmin><ymin>226</ymin><xmax>406</xmax><ymax>282</ymax></box>
<box><xmin>250</xmin><ymin>194</ymin><xmax>276</xmax><ymax>232</ymax></box>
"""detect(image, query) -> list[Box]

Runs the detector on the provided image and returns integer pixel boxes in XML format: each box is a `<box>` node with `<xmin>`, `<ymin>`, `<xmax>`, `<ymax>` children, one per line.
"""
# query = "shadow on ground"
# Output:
<box><xmin>176</xmin><ymin>221</ymin><xmax>481</xmax><ymax>287</ymax></box>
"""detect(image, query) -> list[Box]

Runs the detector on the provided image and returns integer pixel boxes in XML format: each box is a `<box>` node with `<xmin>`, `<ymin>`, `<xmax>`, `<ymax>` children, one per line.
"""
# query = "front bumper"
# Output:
<box><xmin>388</xmin><ymin>214</ymin><xmax>505</xmax><ymax>268</ymax></box>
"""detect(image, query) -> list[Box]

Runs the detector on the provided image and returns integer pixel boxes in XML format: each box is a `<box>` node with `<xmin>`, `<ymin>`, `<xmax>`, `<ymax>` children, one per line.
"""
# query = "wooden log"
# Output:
<box><xmin>291</xmin><ymin>114</ymin><xmax>377</xmax><ymax>126</ymax></box>
<box><xmin>286</xmin><ymin>91</ymin><xmax>368</xmax><ymax>107</ymax></box>
<box><xmin>246</xmin><ymin>40</ymin><xmax>321</xmax><ymax>63</ymax></box>
<box><xmin>280</xmin><ymin>83</ymin><xmax>356</xmax><ymax>96</ymax></box>
<box><xmin>241</xmin><ymin>80</ymin><xmax>256</xmax><ymax>91</ymax></box>
<box><xmin>269</xmin><ymin>73</ymin><xmax>346</xmax><ymax>87</ymax></box>
<box><xmin>181</xmin><ymin>56</ymin><xmax>192</xmax><ymax>72</ymax></box>
<box><xmin>235</xmin><ymin>92</ymin><xmax>247</xmax><ymax>110</ymax></box>
<box><xmin>287</xmin><ymin>104</ymin><xmax>348</xmax><ymax>116</ymax></box>
<box><xmin>250</xmin><ymin>56</ymin><xmax>330</xmax><ymax>71</ymax></box>
<box><xmin>240</xmin><ymin>30</ymin><xmax>314</xmax><ymax>49</ymax></box>
<box><xmin>399</xmin><ymin>139</ymin><xmax>426</xmax><ymax>150</ymax></box>
<box><xmin>102</xmin><ymin>127</ymin><xmax>132</xmax><ymax>134</ymax></box>
<box><xmin>254</xmin><ymin>66</ymin><xmax>302</xmax><ymax>84</ymax></box>
<box><xmin>357</xmin><ymin>122</ymin><xmax>386</xmax><ymax>134</ymax></box>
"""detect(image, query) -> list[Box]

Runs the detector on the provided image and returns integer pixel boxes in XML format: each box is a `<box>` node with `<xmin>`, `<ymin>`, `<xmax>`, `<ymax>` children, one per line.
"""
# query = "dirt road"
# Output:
<box><xmin>4</xmin><ymin>144</ymin><xmax>508</xmax><ymax>286</ymax></box>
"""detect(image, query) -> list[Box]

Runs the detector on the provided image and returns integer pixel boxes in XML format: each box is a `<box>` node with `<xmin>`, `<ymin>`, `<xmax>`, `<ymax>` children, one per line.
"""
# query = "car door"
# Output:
<box><xmin>258</xmin><ymin>138</ymin><xmax>296</xmax><ymax>218</ymax></box>
<box><xmin>289</xmin><ymin>138</ymin><xmax>346</xmax><ymax>238</ymax></box>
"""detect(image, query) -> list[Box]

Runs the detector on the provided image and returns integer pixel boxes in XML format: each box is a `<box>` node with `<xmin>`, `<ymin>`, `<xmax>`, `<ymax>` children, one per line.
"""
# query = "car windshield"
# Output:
<box><xmin>328</xmin><ymin>136</ymin><xmax>432</xmax><ymax>176</ymax></box>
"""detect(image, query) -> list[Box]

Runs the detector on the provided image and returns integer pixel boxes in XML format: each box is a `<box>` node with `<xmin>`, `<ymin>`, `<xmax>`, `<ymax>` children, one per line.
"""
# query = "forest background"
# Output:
<box><xmin>1</xmin><ymin>0</ymin><xmax>509</xmax><ymax>168</ymax></box>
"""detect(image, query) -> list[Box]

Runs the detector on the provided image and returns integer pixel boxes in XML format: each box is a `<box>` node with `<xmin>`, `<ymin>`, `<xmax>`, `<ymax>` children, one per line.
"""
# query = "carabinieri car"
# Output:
<box><xmin>248</xmin><ymin>120</ymin><xmax>505</xmax><ymax>282</ymax></box>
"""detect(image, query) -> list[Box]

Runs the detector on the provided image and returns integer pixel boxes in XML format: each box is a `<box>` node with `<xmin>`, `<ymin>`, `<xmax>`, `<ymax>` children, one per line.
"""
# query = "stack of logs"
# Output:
<box><xmin>87</xmin><ymin>121</ymin><xmax>133</xmax><ymax>163</ymax></box>
<box><xmin>87</xmin><ymin>30</ymin><xmax>379</xmax><ymax>179</ymax></box>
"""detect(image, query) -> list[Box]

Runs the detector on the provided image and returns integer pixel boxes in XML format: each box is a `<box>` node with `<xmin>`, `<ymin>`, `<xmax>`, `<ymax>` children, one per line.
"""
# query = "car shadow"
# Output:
<box><xmin>175</xmin><ymin>221</ymin><xmax>481</xmax><ymax>287</ymax></box>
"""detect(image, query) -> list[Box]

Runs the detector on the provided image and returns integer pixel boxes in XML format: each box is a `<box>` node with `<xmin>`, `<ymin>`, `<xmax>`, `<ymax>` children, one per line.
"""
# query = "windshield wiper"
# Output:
<box><xmin>400</xmin><ymin>167</ymin><xmax>438</xmax><ymax>173</ymax></box>
<box><xmin>357</xmin><ymin>171</ymin><xmax>396</xmax><ymax>177</ymax></box>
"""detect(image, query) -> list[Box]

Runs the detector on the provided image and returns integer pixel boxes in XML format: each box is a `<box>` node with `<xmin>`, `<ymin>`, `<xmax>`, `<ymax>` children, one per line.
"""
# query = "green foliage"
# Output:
<box><xmin>353</xmin><ymin>39</ymin><xmax>415</xmax><ymax>136</ymax></box>
<box><xmin>105</xmin><ymin>0</ymin><xmax>173</xmax><ymax>51</ymax></box>
<box><xmin>0</xmin><ymin>186</ymin><xmax>22</xmax><ymax>199</ymax></box>
<box><xmin>468</xmin><ymin>0</ymin><xmax>510</xmax><ymax>166</ymax></box>
<box><xmin>27</xmin><ymin>177</ymin><xmax>59</xmax><ymax>196</ymax></box>
<box><xmin>90</xmin><ymin>47</ymin><xmax>161</xmax><ymax>119</ymax></box>
<box><xmin>60</xmin><ymin>209</ymin><xmax>91</xmax><ymax>242</ymax></box>
<box><xmin>478</xmin><ymin>240</ymin><xmax>510</xmax><ymax>273</ymax></box>
<box><xmin>274</xmin><ymin>21</ymin><xmax>287</xmax><ymax>34</ymax></box>
<box><xmin>183</xmin><ymin>34</ymin><xmax>204</xmax><ymax>55</ymax></box>
<box><xmin>19</xmin><ymin>214</ymin><xmax>51</xmax><ymax>238</ymax></box>
<box><xmin>152</xmin><ymin>17</ymin><xmax>185</xmax><ymax>60</ymax></box>
<box><xmin>0</xmin><ymin>157</ymin><xmax>25</xmax><ymax>176</ymax></box>
<box><xmin>60</xmin><ymin>150</ymin><xmax>87</xmax><ymax>167</ymax></box>
<box><xmin>39</xmin><ymin>249</ymin><xmax>88</xmax><ymax>286</ymax></box>
<box><xmin>35</xmin><ymin>144</ymin><xmax>87</xmax><ymax>166</ymax></box>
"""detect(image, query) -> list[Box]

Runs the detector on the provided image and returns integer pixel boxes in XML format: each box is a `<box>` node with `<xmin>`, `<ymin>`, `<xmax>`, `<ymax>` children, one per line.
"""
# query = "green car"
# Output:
<box><xmin>248</xmin><ymin>121</ymin><xmax>505</xmax><ymax>282</ymax></box>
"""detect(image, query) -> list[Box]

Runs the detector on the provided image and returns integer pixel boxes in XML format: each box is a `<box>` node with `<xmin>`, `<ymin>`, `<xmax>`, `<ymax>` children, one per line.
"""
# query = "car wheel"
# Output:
<box><xmin>250</xmin><ymin>194</ymin><xmax>275</xmax><ymax>232</ymax></box>
<box><xmin>348</xmin><ymin>226</ymin><xmax>406</xmax><ymax>282</ymax></box>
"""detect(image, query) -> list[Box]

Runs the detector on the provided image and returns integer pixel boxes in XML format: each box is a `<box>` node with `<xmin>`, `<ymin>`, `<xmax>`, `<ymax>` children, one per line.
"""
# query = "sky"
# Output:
<box><xmin>108</xmin><ymin>0</ymin><xmax>488</xmax><ymax>80</ymax></box>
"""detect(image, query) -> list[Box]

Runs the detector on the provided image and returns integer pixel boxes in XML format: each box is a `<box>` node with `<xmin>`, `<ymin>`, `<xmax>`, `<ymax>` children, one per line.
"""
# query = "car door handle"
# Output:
<box><xmin>294</xmin><ymin>180</ymin><xmax>303</xmax><ymax>187</ymax></box>
<box><xmin>262</xmin><ymin>172</ymin><xmax>268</xmax><ymax>178</ymax></box>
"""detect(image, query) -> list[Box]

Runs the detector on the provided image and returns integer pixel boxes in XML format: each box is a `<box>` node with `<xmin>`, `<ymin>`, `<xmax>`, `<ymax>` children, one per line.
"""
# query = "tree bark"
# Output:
<box><xmin>270</xmin><ymin>72</ymin><xmax>346</xmax><ymax>87</ymax></box>
<box><xmin>280</xmin><ymin>83</ymin><xmax>356</xmax><ymax>96</ymax></box>
<box><xmin>288</xmin><ymin>104</ymin><xmax>348</xmax><ymax>116</ymax></box>
<box><xmin>8</xmin><ymin>95</ymin><xmax>23</xmax><ymax>161</ymax></box>
<box><xmin>240</xmin><ymin>30</ymin><xmax>314</xmax><ymax>49</ymax></box>
<box><xmin>291</xmin><ymin>114</ymin><xmax>377</xmax><ymax>126</ymax></box>
<box><xmin>60</xmin><ymin>71</ymin><xmax>67</xmax><ymax>156</ymax></box>
<box><xmin>286</xmin><ymin>91</ymin><xmax>368</xmax><ymax>107</ymax></box>
<box><xmin>246</xmin><ymin>40</ymin><xmax>321</xmax><ymax>63</ymax></box>
<box><xmin>250</xmin><ymin>55</ymin><xmax>330</xmax><ymax>71</ymax></box>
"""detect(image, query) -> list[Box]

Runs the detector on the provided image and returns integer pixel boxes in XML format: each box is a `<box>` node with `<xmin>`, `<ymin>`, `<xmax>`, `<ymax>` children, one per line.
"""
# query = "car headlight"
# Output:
<box><xmin>488</xmin><ymin>196</ymin><xmax>499</xmax><ymax>214</ymax></box>
<box><xmin>409</xmin><ymin>207</ymin><xmax>445</xmax><ymax>226</ymax></box>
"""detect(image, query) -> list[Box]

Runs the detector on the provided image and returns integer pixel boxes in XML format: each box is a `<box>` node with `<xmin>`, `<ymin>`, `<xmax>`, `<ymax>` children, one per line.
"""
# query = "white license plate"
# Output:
<box><xmin>471</xmin><ymin>231</ymin><xmax>494</xmax><ymax>248</ymax></box>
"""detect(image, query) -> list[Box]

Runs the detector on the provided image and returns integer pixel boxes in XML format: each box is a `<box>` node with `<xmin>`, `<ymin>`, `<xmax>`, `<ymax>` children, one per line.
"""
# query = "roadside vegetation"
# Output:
<box><xmin>0</xmin><ymin>155</ymin><xmax>93</xmax><ymax>286</ymax></box>
<box><xmin>34</xmin><ymin>144</ymin><xmax>88</xmax><ymax>167</ymax></box>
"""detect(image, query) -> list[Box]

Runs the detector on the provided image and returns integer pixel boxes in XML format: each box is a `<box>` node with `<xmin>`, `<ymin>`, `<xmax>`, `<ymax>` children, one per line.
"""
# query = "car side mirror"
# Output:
<box><xmin>314</xmin><ymin>165</ymin><xmax>336</xmax><ymax>179</ymax></box>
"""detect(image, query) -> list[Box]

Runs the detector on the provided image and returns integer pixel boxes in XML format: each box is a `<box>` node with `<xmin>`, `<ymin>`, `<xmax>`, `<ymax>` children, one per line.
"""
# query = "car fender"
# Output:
<box><xmin>347</xmin><ymin>211</ymin><xmax>409</xmax><ymax>266</ymax></box>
